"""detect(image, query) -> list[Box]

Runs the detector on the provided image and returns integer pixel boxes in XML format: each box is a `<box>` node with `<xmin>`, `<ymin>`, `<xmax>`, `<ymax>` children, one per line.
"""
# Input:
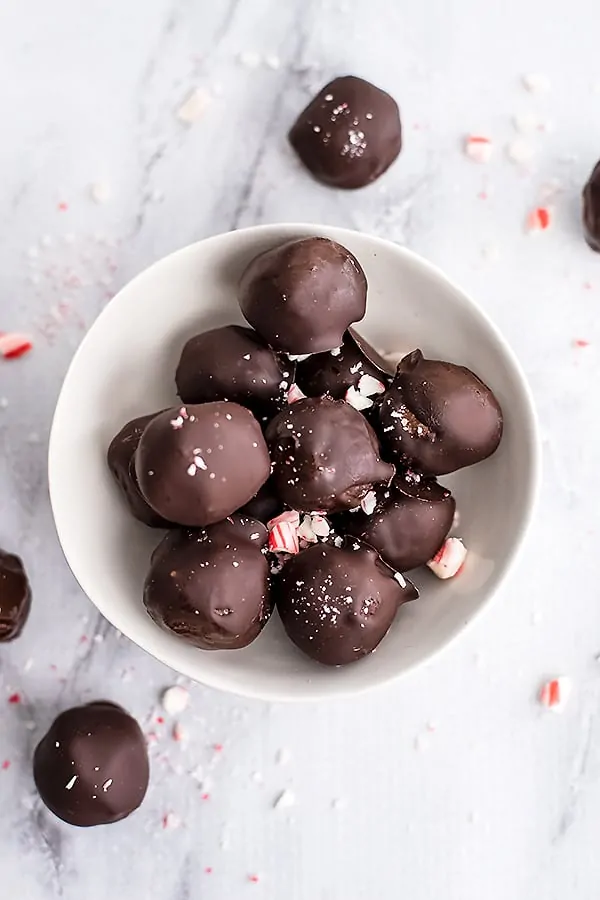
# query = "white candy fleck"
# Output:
<box><xmin>273</xmin><ymin>789</ymin><xmax>295</xmax><ymax>810</ymax></box>
<box><xmin>522</xmin><ymin>73</ymin><xmax>551</xmax><ymax>94</ymax></box>
<box><xmin>161</xmin><ymin>685</ymin><xmax>190</xmax><ymax>715</ymax></box>
<box><xmin>177</xmin><ymin>87</ymin><xmax>211</xmax><ymax>124</ymax></box>
<box><xmin>65</xmin><ymin>775</ymin><xmax>78</xmax><ymax>790</ymax></box>
<box><xmin>345</xmin><ymin>385</ymin><xmax>373</xmax><ymax>411</ymax></box>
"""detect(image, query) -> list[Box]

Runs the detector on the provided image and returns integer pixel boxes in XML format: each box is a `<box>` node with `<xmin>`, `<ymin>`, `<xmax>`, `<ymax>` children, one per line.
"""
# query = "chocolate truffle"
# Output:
<box><xmin>342</xmin><ymin>477</ymin><xmax>455</xmax><ymax>572</ymax></box>
<box><xmin>296</xmin><ymin>328</ymin><xmax>393</xmax><ymax>399</ymax></box>
<box><xmin>238</xmin><ymin>237</ymin><xmax>367</xmax><ymax>355</ymax></box>
<box><xmin>0</xmin><ymin>549</ymin><xmax>32</xmax><ymax>642</ymax></box>
<box><xmin>33</xmin><ymin>701</ymin><xmax>149</xmax><ymax>827</ymax></box>
<box><xmin>266</xmin><ymin>397</ymin><xmax>394</xmax><ymax>513</ymax></box>
<box><xmin>583</xmin><ymin>160</ymin><xmax>600</xmax><ymax>251</ymax></box>
<box><xmin>107</xmin><ymin>413</ymin><xmax>171</xmax><ymax>527</ymax></box>
<box><xmin>289</xmin><ymin>76</ymin><xmax>402</xmax><ymax>189</ymax></box>
<box><xmin>175</xmin><ymin>325</ymin><xmax>293</xmax><ymax>417</ymax></box>
<box><xmin>144</xmin><ymin>515</ymin><xmax>272</xmax><ymax>650</ymax></box>
<box><xmin>378</xmin><ymin>350</ymin><xmax>503</xmax><ymax>476</ymax></box>
<box><xmin>135</xmin><ymin>402</ymin><xmax>271</xmax><ymax>527</ymax></box>
<box><xmin>275</xmin><ymin>541</ymin><xmax>416</xmax><ymax>666</ymax></box>
<box><xmin>238</xmin><ymin>478</ymin><xmax>282</xmax><ymax>524</ymax></box>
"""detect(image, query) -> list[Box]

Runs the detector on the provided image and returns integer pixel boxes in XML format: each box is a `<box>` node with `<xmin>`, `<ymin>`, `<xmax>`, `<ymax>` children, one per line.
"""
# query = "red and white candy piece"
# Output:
<box><xmin>287</xmin><ymin>383</ymin><xmax>306</xmax><ymax>404</ymax></box>
<box><xmin>267</xmin><ymin>511</ymin><xmax>300</xmax><ymax>555</ymax></box>
<box><xmin>464</xmin><ymin>135</ymin><xmax>493</xmax><ymax>164</ymax></box>
<box><xmin>357</xmin><ymin>374</ymin><xmax>385</xmax><ymax>397</ymax></box>
<box><xmin>345</xmin><ymin>386</ymin><xmax>372</xmax><ymax>410</ymax></box>
<box><xmin>0</xmin><ymin>333</ymin><xmax>33</xmax><ymax>360</ymax></box>
<box><xmin>427</xmin><ymin>537</ymin><xmax>467</xmax><ymax>579</ymax></box>
<box><xmin>297</xmin><ymin>515</ymin><xmax>318</xmax><ymax>545</ymax></box>
<box><xmin>526</xmin><ymin>207</ymin><xmax>552</xmax><ymax>233</ymax></box>
<box><xmin>539</xmin><ymin>676</ymin><xmax>571</xmax><ymax>712</ymax></box>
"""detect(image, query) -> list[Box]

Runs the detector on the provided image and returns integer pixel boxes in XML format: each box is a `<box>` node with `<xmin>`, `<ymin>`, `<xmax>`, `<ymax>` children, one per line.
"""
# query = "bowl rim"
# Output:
<box><xmin>48</xmin><ymin>222</ymin><xmax>542</xmax><ymax>702</ymax></box>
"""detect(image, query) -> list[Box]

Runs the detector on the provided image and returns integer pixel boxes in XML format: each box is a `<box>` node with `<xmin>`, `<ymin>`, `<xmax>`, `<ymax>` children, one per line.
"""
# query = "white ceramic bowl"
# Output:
<box><xmin>48</xmin><ymin>224</ymin><xmax>540</xmax><ymax>701</ymax></box>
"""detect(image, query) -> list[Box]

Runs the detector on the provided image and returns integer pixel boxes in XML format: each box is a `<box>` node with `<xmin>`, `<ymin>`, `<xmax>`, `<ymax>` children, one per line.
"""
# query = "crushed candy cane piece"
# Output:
<box><xmin>288</xmin><ymin>352</ymin><xmax>311</xmax><ymax>362</ymax></box>
<box><xmin>393</xmin><ymin>571</ymin><xmax>407</xmax><ymax>588</ymax></box>
<box><xmin>273</xmin><ymin>789</ymin><xmax>295</xmax><ymax>810</ymax></box>
<box><xmin>162</xmin><ymin>811</ymin><xmax>181</xmax><ymax>830</ymax></box>
<box><xmin>357</xmin><ymin>373</ymin><xmax>385</xmax><ymax>396</ymax></box>
<box><xmin>287</xmin><ymin>383</ymin><xmax>306</xmax><ymax>404</ymax></box>
<box><xmin>360</xmin><ymin>491</ymin><xmax>377</xmax><ymax>515</ymax></box>
<box><xmin>345</xmin><ymin>385</ymin><xmax>373</xmax><ymax>411</ymax></box>
<box><xmin>526</xmin><ymin>207</ymin><xmax>552</xmax><ymax>233</ymax></box>
<box><xmin>297</xmin><ymin>515</ymin><xmax>318</xmax><ymax>544</ymax></box>
<box><xmin>427</xmin><ymin>537</ymin><xmax>467</xmax><ymax>579</ymax></box>
<box><xmin>310</xmin><ymin>515</ymin><xmax>330</xmax><ymax>538</ymax></box>
<box><xmin>522</xmin><ymin>73</ymin><xmax>551</xmax><ymax>94</ymax></box>
<box><xmin>464</xmin><ymin>135</ymin><xmax>493</xmax><ymax>163</ymax></box>
<box><xmin>0</xmin><ymin>333</ymin><xmax>33</xmax><ymax>360</ymax></box>
<box><xmin>506</xmin><ymin>138</ymin><xmax>535</xmax><ymax>165</ymax></box>
<box><xmin>177</xmin><ymin>87</ymin><xmax>211</xmax><ymax>124</ymax></box>
<box><xmin>161</xmin><ymin>685</ymin><xmax>190</xmax><ymax>715</ymax></box>
<box><xmin>268</xmin><ymin>519</ymin><xmax>299</xmax><ymax>555</ymax></box>
<box><xmin>539</xmin><ymin>676</ymin><xmax>571</xmax><ymax>712</ymax></box>
<box><xmin>267</xmin><ymin>510</ymin><xmax>300</xmax><ymax>530</ymax></box>
<box><xmin>172</xmin><ymin>722</ymin><xmax>187</xmax><ymax>742</ymax></box>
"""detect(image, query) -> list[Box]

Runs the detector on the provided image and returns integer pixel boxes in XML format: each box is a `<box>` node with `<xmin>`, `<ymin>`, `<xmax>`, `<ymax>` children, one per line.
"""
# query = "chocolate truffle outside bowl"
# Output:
<box><xmin>48</xmin><ymin>223</ymin><xmax>540</xmax><ymax>702</ymax></box>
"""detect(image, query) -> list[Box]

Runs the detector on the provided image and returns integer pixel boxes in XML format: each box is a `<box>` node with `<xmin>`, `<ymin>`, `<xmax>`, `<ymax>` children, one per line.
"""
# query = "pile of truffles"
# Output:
<box><xmin>108</xmin><ymin>235</ymin><xmax>504</xmax><ymax>668</ymax></box>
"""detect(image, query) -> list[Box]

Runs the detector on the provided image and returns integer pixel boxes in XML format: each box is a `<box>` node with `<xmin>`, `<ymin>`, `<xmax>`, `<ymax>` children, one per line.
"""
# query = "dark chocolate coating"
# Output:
<box><xmin>0</xmin><ymin>549</ymin><xmax>32</xmax><ymax>642</ymax></box>
<box><xmin>378</xmin><ymin>350</ymin><xmax>503</xmax><ymax>476</ymax></box>
<box><xmin>175</xmin><ymin>325</ymin><xmax>293</xmax><ymax>417</ymax></box>
<box><xmin>583</xmin><ymin>160</ymin><xmax>600</xmax><ymax>251</ymax></box>
<box><xmin>342</xmin><ymin>478</ymin><xmax>455</xmax><ymax>572</ymax></box>
<box><xmin>296</xmin><ymin>328</ymin><xmax>393</xmax><ymax>399</ymax></box>
<box><xmin>238</xmin><ymin>478</ymin><xmax>282</xmax><ymax>524</ymax></box>
<box><xmin>33</xmin><ymin>702</ymin><xmax>149</xmax><ymax>827</ymax></box>
<box><xmin>144</xmin><ymin>515</ymin><xmax>272</xmax><ymax>650</ymax></box>
<box><xmin>275</xmin><ymin>541</ymin><xmax>416</xmax><ymax>666</ymax></box>
<box><xmin>238</xmin><ymin>237</ymin><xmax>367</xmax><ymax>355</ymax></box>
<box><xmin>289</xmin><ymin>76</ymin><xmax>402</xmax><ymax>189</ymax></box>
<box><xmin>135</xmin><ymin>402</ymin><xmax>271</xmax><ymax>527</ymax></box>
<box><xmin>266</xmin><ymin>397</ymin><xmax>394</xmax><ymax>513</ymax></box>
<box><xmin>107</xmin><ymin>413</ymin><xmax>171</xmax><ymax>527</ymax></box>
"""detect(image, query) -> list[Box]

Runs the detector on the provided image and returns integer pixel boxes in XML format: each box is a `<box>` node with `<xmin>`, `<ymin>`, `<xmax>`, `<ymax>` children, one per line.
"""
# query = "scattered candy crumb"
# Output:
<box><xmin>162</xmin><ymin>811</ymin><xmax>181</xmax><ymax>830</ymax></box>
<box><xmin>161</xmin><ymin>685</ymin><xmax>190</xmax><ymax>716</ymax></box>
<box><xmin>506</xmin><ymin>138</ymin><xmax>535</xmax><ymax>165</ymax></box>
<box><xmin>177</xmin><ymin>87</ymin><xmax>211</xmax><ymax>124</ymax></box>
<box><xmin>248</xmin><ymin>874</ymin><xmax>260</xmax><ymax>884</ymax></box>
<box><xmin>464</xmin><ymin>135</ymin><xmax>493</xmax><ymax>164</ymax></box>
<box><xmin>539</xmin><ymin>676</ymin><xmax>572</xmax><ymax>712</ymax></box>
<box><xmin>345</xmin><ymin>384</ymin><xmax>373</xmax><ymax>411</ymax></box>
<box><xmin>7</xmin><ymin>693</ymin><xmax>21</xmax><ymax>705</ymax></box>
<box><xmin>522</xmin><ymin>73</ymin><xmax>551</xmax><ymax>94</ymax></box>
<box><xmin>526</xmin><ymin>207</ymin><xmax>552</xmax><ymax>233</ymax></box>
<box><xmin>273</xmin><ymin>789</ymin><xmax>295</xmax><ymax>810</ymax></box>
<box><xmin>574</xmin><ymin>339</ymin><xmax>590</xmax><ymax>348</ymax></box>
<box><xmin>90</xmin><ymin>181</ymin><xmax>112</xmax><ymax>204</ymax></box>
<box><xmin>1</xmin><ymin>760</ymin><xmax>10</xmax><ymax>771</ymax></box>
<box><xmin>0</xmin><ymin>333</ymin><xmax>33</xmax><ymax>360</ymax></box>
<box><xmin>427</xmin><ymin>537</ymin><xmax>467</xmax><ymax>579</ymax></box>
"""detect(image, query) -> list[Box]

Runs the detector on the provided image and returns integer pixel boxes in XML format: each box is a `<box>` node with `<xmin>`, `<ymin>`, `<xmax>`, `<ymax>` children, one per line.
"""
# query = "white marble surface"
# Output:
<box><xmin>2</xmin><ymin>0</ymin><xmax>600</xmax><ymax>897</ymax></box>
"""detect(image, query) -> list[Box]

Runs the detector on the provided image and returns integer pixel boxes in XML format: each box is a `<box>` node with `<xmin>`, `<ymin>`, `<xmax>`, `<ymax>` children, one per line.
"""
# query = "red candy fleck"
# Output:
<box><xmin>8</xmin><ymin>693</ymin><xmax>21</xmax><ymax>705</ymax></box>
<box><xmin>156</xmin><ymin>716</ymin><xmax>164</xmax><ymax>725</ymax></box>
<box><xmin>204</xmin><ymin>867</ymin><xmax>213</xmax><ymax>875</ymax></box>
<box><xmin>1</xmin><ymin>760</ymin><xmax>10</xmax><ymax>771</ymax></box>
<box><xmin>213</xmin><ymin>743</ymin><xmax>223</xmax><ymax>752</ymax></box>
<box><xmin>201</xmin><ymin>792</ymin><xmax>210</xmax><ymax>801</ymax></box>
<box><xmin>527</xmin><ymin>207</ymin><xmax>551</xmax><ymax>232</ymax></box>
<box><xmin>58</xmin><ymin>201</ymin><xmax>69</xmax><ymax>211</ymax></box>
<box><xmin>574</xmin><ymin>339</ymin><xmax>590</xmax><ymax>348</ymax></box>
<box><xmin>248</xmin><ymin>875</ymin><xmax>260</xmax><ymax>884</ymax></box>
<box><xmin>0</xmin><ymin>333</ymin><xmax>33</xmax><ymax>360</ymax></box>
